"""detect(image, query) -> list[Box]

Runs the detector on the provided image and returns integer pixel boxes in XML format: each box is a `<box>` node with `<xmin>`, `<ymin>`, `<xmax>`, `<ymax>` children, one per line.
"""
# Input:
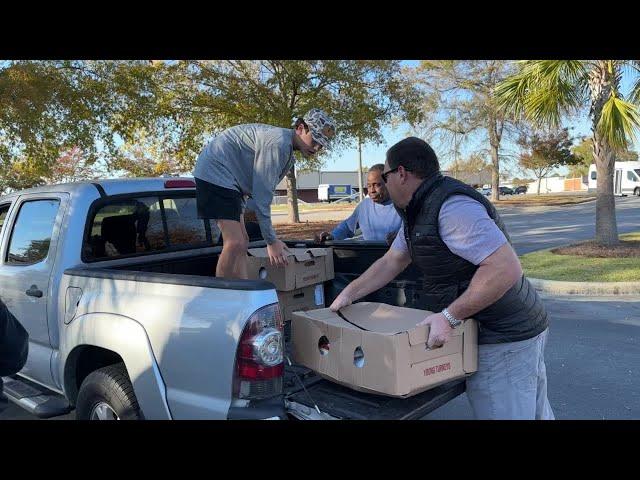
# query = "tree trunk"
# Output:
<box><xmin>589</xmin><ymin>61</ymin><xmax>619</xmax><ymax>246</ymax></box>
<box><xmin>537</xmin><ymin>176</ymin><xmax>542</xmax><ymax>195</ymax></box>
<box><xmin>487</xmin><ymin>112</ymin><xmax>501</xmax><ymax>201</ymax></box>
<box><xmin>286</xmin><ymin>165</ymin><xmax>300</xmax><ymax>223</ymax></box>
<box><xmin>593</xmin><ymin>136</ymin><xmax>618</xmax><ymax>245</ymax></box>
<box><xmin>489</xmin><ymin>142</ymin><xmax>500</xmax><ymax>201</ymax></box>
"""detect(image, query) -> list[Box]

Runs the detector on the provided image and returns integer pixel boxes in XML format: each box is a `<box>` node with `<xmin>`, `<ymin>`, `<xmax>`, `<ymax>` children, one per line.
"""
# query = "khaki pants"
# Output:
<box><xmin>466</xmin><ymin>328</ymin><xmax>555</xmax><ymax>420</ymax></box>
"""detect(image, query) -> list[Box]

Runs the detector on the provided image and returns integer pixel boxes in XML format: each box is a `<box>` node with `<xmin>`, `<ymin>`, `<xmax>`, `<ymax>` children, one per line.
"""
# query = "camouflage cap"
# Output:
<box><xmin>303</xmin><ymin>108</ymin><xmax>336</xmax><ymax>148</ymax></box>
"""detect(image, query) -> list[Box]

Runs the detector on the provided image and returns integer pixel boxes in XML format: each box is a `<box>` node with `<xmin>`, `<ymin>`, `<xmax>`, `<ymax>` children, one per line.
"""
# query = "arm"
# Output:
<box><xmin>251</xmin><ymin>139</ymin><xmax>292</xmax><ymax>266</ymax></box>
<box><xmin>251</xmin><ymin>140</ymin><xmax>286</xmax><ymax>246</ymax></box>
<box><xmin>330</xmin><ymin>238</ymin><xmax>411</xmax><ymax>311</ymax></box>
<box><xmin>418</xmin><ymin>195</ymin><xmax>518</xmax><ymax>348</ymax></box>
<box><xmin>446</xmin><ymin>243</ymin><xmax>522</xmax><ymax>320</ymax></box>
<box><xmin>330</xmin><ymin>204</ymin><xmax>360</xmax><ymax>240</ymax></box>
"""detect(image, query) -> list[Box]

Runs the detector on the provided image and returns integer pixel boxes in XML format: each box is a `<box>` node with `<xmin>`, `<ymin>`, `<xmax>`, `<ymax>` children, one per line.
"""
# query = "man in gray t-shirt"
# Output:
<box><xmin>390</xmin><ymin>194</ymin><xmax>507</xmax><ymax>262</ymax></box>
<box><xmin>330</xmin><ymin>137</ymin><xmax>554</xmax><ymax>420</ymax></box>
<box><xmin>193</xmin><ymin>109</ymin><xmax>336</xmax><ymax>279</ymax></box>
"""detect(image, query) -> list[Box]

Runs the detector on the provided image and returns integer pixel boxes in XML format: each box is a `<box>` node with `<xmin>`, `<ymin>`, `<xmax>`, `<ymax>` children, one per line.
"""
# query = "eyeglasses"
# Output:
<box><xmin>381</xmin><ymin>167</ymin><xmax>400</xmax><ymax>183</ymax></box>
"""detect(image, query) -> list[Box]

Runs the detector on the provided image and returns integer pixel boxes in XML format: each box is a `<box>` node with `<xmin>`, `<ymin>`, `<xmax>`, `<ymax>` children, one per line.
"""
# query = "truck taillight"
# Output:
<box><xmin>233</xmin><ymin>303</ymin><xmax>284</xmax><ymax>399</ymax></box>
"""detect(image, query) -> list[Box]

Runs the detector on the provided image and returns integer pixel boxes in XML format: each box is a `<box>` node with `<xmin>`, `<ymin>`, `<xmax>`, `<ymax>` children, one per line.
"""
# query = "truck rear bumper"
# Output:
<box><xmin>226</xmin><ymin>395</ymin><xmax>286</xmax><ymax>420</ymax></box>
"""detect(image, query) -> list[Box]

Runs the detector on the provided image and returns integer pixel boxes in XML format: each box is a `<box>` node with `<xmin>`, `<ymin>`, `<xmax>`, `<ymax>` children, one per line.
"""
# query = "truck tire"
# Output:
<box><xmin>76</xmin><ymin>363</ymin><xmax>143</xmax><ymax>420</ymax></box>
<box><xmin>635</xmin><ymin>187</ymin><xmax>640</xmax><ymax>196</ymax></box>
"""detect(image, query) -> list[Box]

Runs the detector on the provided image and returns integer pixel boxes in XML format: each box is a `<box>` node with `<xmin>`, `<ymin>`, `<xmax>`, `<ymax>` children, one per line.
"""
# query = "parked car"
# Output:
<box><xmin>499</xmin><ymin>186</ymin><xmax>514</xmax><ymax>195</ymax></box>
<box><xmin>514</xmin><ymin>185</ymin><xmax>528</xmax><ymax>195</ymax></box>
<box><xmin>0</xmin><ymin>178</ymin><xmax>465</xmax><ymax>420</ymax></box>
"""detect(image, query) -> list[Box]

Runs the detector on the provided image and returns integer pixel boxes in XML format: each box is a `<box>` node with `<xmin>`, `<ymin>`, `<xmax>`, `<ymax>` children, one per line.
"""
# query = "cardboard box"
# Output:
<box><xmin>291</xmin><ymin>302</ymin><xmax>478</xmax><ymax>398</ymax></box>
<box><xmin>278</xmin><ymin>284</ymin><xmax>325</xmax><ymax>322</ymax></box>
<box><xmin>247</xmin><ymin>247</ymin><xmax>334</xmax><ymax>291</ymax></box>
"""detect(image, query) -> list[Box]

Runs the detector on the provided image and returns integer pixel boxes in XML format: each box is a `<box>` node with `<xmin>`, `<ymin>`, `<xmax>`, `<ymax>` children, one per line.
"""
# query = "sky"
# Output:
<box><xmin>319</xmin><ymin>61</ymin><xmax>638</xmax><ymax>179</ymax></box>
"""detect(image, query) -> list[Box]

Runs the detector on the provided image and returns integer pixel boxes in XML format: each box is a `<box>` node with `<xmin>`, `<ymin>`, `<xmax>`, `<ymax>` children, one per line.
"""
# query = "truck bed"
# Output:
<box><xmin>94</xmin><ymin>239</ymin><xmax>465</xmax><ymax>420</ymax></box>
<box><xmin>283</xmin><ymin>362</ymin><xmax>464</xmax><ymax>420</ymax></box>
<box><xmin>287</xmin><ymin>375</ymin><xmax>464</xmax><ymax>420</ymax></box>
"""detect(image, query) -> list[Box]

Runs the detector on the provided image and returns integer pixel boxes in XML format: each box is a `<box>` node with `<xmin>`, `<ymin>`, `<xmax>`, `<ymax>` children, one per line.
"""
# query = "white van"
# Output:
<box><xmin>588</xmin><ymin>161</ymin><xmax>640</xmax><ymax>196</ymax></box>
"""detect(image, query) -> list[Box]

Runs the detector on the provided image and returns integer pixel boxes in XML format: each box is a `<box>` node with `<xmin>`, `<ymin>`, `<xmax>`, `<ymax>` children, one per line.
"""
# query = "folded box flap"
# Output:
<box><xmin>247</xmin><ymin>247</ymin><xmax>269</xmax><ymax>258</ymax></box>
<box><xmin>292</xmin><ymin>248</ymin><xmax>328</xmax><ymax>262</ymax></box>
<box><xmin>306</xmin><ymin>248</ymin><xmax>328</xmax><ymax>258</ymax></box>
<box><xmin>292</xmin><ymin>250</ymin><xmax>313</xmax><ymax>262</ymax></box>
<box><xmin>339</xmin><ymin>302</ymin><xmax>431</xmax><ymax>334</ymax></box>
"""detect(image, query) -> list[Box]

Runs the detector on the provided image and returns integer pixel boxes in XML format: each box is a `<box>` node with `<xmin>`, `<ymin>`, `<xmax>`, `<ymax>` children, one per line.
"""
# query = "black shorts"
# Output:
<box><xmin>195</xmin><ymin>177</ymin><xmax>244</xmax><ymax>221</ymax></box>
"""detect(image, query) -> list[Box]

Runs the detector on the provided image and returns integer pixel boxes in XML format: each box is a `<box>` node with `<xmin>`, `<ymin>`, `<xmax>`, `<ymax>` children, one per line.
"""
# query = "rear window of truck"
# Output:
<box><xmin>83</xmin><ymin>194</ymin><xmax>220</xmax><ymax>261</ymax></box>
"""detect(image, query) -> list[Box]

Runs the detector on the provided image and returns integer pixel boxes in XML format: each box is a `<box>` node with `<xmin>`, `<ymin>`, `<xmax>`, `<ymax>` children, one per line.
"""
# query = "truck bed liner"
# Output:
<box><xmin>284</xmin><ymin>362</ymin><xmax>465</xmax><ymax>420</ymax></box>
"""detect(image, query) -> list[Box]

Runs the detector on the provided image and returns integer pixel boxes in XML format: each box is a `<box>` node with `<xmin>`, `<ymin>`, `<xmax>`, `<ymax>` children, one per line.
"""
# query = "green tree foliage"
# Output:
<box><xmin>517</xmin><ymin>128</ymin><xmax>579</xmax><ymax>194</ymax></box>
<box><xmin>496</xmin><ymin>60</ymin><xmax>640</xmax><ymax>245</ymax></box>
<box><xmin>0</xmin><ymin>60</ymin><xmax>161</xmax><ymax>192</ymax></box>
<box><xmin>150</xmin><ymin>60</ymin><xmax>423</xmax><ymax>221</ymax></box>
<box><xmin>1</xmin><ymin>60</ymin><xmax>423</xmax><ymax>224</ymax></box>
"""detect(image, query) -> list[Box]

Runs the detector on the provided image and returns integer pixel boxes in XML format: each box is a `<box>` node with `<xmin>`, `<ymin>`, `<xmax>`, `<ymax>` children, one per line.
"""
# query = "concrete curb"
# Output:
<box><xmin>494</xmin><ymin>197</ymin><xmax>597</xmax><ymax>207</ymax></box>
<box><xmin>528</xmin><ymin>277</ymin><xmax>640</xmax><ymax>296</ymax></box>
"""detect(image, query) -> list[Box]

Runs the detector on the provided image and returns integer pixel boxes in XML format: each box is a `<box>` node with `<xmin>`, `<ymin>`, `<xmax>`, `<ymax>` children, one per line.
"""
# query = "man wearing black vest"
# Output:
<box><xmin>330</xmin><ymin>137</ymin><xmax>553</xmax><ymax>420</ymax></box>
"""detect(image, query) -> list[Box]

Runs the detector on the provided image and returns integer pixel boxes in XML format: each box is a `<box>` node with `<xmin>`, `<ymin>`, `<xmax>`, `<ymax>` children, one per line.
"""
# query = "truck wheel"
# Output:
<box><xmin>76</xmin><ymin>363</ymin><xmax>143</xmax><ymax>420</ymax></box>
<box><xmin>635</xmin><ymin>187</ymin><xmax>640</xmax><ymax>196</ymax></box>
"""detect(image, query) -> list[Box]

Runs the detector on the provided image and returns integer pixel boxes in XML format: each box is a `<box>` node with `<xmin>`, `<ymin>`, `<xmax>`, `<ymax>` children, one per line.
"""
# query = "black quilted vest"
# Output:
<box><xmin>398</xmin><ymin>173</ymin><xmax>548</xmax><ymax>344</ymax></box>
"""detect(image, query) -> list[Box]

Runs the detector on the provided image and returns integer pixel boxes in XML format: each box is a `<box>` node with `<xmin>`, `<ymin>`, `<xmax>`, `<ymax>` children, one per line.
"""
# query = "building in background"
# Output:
<box><xmin>275</xmin><ymin>171</ymin><xmax>368</xmax><ymax>203</ymax></box>
<box><xmin>527</xmin><ymin>175</ymin><xmax>588</xmax><ymax>194</ymax></box>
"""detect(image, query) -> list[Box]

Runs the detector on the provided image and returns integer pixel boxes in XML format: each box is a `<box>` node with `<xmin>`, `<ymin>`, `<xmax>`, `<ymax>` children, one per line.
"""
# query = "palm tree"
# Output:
<box><xmin>495</xmin><ymin>60</ymin><xmax>640</xmax><ymax>246</ymax></box>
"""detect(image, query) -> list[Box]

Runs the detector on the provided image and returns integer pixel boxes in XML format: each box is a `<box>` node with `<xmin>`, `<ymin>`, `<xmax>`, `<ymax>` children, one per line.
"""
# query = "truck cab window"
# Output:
<box><xmin>7</xmin><ymin>200</ymin><xmax>60</xmax><ymax>265</ymax></box>
<box><xmin>162</xmin><ymin>197</ymin><xmax>208</xmax><ymax>247</ymax></box>
<box><xmin>85</xmin><ymin>195</ymin><xmax>211</xmax><ymax>261</ymax></box>
<box><xmin>87</xmin><ymin>197</ymin><xmax>166</xmax><ymax>259</ymax></box>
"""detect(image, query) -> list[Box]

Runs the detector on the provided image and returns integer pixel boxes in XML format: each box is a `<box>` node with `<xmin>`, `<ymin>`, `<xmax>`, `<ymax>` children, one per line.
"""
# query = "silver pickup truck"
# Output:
<box><xmin>0</xmin><ymin>178</ymin><xmax>464</xmax><ymax>420</ymax></box>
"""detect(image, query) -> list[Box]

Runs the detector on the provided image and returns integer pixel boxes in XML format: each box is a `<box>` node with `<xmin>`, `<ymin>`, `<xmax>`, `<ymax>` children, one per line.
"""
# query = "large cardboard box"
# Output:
<box><xmin>291</xmin><ymin>302</ymin><xmax>478</xmax><ymax>398</ymax></box>
<box><xmin>278</xmin><ymin>284</ymin><xmax>325</xmax><ymax>322</ymax></box>
<box><xmin>247</xmin><ymin>247</ymin><xmax>334</xmax><ymax>291</ymax></box>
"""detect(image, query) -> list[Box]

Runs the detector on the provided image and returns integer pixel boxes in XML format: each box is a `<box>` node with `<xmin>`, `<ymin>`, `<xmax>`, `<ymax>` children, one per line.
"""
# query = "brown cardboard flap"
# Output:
<box><xmin>408</xmin><ymin>325</ymin><xmax>430</xmax><ymax>345</ymax></box>
<box><xmin>339</xmin><ymin>303</ymin><xmax>431</xmax><ymax>334</ymax></box>
<box><xmin>301</xmin><ymin>248</ymin><xmax>329</xmax><ymax>258</ymax></box>
<box><xmin>247</xmin><ymin>247</ymin><xmax>270</xmax><ymax>258</ymax></box>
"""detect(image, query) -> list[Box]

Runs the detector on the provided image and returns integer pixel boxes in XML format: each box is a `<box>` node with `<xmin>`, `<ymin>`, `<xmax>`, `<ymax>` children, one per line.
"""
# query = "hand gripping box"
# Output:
<box><xmin>246</xmin><ymin>247</ymin><xmax>334</xmax><ymax>292</ymax></box>
<box><xmin>291</xmin><ymin>302</ymin><xmax>478</xmax><ymax>398</ymax></box>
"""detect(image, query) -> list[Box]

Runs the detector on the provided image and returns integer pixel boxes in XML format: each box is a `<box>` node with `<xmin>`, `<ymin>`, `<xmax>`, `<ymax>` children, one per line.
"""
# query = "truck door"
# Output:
<box><xmin>0</xmin><ymin>194</ymin><xmax>67</xmax><ymax>386</ymax></box>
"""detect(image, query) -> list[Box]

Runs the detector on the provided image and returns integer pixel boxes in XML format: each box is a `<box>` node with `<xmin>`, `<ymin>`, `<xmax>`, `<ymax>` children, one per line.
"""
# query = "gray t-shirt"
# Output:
<box><xmin>391</xmin><ymin>195</ymin><xmax>508</xmax><ymax>265</ymax></box>
<box><xmin>193</xmin><ymin>124</ymin><xmax>295</xmax><ymax>244</ymax></box>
